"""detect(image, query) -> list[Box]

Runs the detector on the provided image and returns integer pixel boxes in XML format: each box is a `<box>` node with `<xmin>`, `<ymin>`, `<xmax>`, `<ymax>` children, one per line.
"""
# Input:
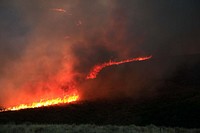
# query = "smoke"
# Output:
<box><xmin>0</xmin><ymin>0</ymin><xmax>200</xmax><ymax>107</ymax></box>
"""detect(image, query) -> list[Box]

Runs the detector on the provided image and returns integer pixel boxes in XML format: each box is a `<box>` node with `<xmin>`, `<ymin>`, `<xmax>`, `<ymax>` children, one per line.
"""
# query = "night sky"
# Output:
<box><xmin>0</xmin><ymin>0</ymin><xmax>200</xmax><ymax>108</ymax></box>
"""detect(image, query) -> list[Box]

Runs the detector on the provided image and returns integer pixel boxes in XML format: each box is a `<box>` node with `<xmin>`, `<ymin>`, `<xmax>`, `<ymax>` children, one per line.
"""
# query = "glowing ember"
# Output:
<box><xmin>51</xmin><ymin>8</ymin><xmax>66</xmax><ymax>13</ymax></box>
<box><xmin>2</xmin><ymin>94</ymin><xmax>79</xmax><ymax>112</ymax></box>
<box><xmin>87</xmin><ymin>55</ymin><xmax>152</xmax><ymax>79</ymax></box>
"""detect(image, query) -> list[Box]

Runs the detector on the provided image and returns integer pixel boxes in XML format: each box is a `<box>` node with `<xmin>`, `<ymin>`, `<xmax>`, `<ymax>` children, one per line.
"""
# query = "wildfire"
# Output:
<box><xmin>1</xmin><ymin>55</ymin><xmax>152</xmax><ymax>112</ymax></box>
<box><xmin>87</xmin><ymin>55</ymin><xmax>152</xmax><ymax>79</ymax></box>
<box><xmin>2</xmin><ymin>94</ymin><xmax>79</xmax><ymax>112</ymax></box>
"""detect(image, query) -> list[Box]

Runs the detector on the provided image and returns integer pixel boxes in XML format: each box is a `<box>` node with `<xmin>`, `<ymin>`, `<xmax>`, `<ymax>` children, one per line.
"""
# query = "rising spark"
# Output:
<box><xmin>87</xmin><ymin>55</ymin><xmax>152</xmax><ymax>79</ymax></box>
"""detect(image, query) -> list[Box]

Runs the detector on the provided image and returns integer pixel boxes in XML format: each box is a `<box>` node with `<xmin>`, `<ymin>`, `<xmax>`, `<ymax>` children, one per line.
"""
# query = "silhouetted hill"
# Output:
<box><xmin>0</xmin><ymin>54</ymin><xmax>200</xmax><ymax>128</ymax></box>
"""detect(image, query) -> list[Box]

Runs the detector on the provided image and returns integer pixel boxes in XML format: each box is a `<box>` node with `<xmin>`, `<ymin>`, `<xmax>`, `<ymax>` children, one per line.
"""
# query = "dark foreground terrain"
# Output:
<box><xmin>0</xmin><ymin>54</ymin><xmax>200</xmax><ymax>128</ymax></box>
<box><xmin>0</xmin><ymin>97</ymin><xmax>200</xmax><ymax>128</ymax></box>
<box><xmin>1</xmin><ymin>124</ymin><xmax>199</xmax><ymax>133</ymax></box>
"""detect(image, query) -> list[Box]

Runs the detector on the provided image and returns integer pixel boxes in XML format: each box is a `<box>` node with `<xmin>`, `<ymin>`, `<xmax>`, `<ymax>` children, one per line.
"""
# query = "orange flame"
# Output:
<box><xmin>2</xmin><ymin>94</ymin><xmax>79</xmax><ymax>112</ymax></box>
<box><xmin>87</xmin><ymin>55</ymin><xmax>152</xmax><ymax>79</ymax></box>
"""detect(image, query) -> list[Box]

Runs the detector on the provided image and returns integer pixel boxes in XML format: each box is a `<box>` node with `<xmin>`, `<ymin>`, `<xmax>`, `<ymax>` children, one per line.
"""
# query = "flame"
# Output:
<box><xmin>87</xmin><ymin>55</ymin><xmax>152</xmax><ymax>79</ymax></box>
<box><xmin>2</xmin><ymin>94</ymin><xmax>79</xmax><ymax>112</ymax></box>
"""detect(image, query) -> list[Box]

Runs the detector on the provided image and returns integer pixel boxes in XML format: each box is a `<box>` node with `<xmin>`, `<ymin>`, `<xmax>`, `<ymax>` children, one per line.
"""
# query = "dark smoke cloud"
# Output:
<box><xmin>0</xmin><ymin>0</ymin><xmax>200</xmax><ymax>106</ymax></box>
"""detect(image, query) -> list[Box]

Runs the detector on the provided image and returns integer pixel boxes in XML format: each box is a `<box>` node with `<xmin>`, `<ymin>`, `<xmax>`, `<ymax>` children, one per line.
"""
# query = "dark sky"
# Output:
<box><xmin>0</xmin><ymin>0</ymin><xmax>200</xmax><ymax>107</ymax></box>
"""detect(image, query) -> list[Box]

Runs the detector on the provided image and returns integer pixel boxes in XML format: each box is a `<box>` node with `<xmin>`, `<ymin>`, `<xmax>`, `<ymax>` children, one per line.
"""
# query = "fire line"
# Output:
<box><xmin>86</xmin><ymin>55</ymin><xmax>152</xmax><ymax>79</ymax></box>
<box><xmin>1</xmin><ymin>94</ymin><xmax>79</xmax><ymax>112</ymax></box>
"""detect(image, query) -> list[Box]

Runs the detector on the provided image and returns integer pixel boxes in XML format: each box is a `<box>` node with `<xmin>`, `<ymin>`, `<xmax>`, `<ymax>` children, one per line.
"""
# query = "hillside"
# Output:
<box><xmin>0</xmin><ymin>54</ymin><xmax>200</xmax><ymax>128</ymax></box>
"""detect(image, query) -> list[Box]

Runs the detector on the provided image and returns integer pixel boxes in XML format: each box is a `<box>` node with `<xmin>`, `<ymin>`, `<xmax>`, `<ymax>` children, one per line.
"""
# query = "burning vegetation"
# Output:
<box><xmin>2</xmin><ymin>94</ymin><xmax>78</xmax><ymax>112</ymax></box>
<box><xmin>2</xmin><ymin>54</ymin><xmax>152</xmax><ymax>112</ymax></box>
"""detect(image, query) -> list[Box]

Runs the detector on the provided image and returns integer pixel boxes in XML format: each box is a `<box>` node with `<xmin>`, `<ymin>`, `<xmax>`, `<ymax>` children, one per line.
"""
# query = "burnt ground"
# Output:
<box><xmin>0</xmin><ymin>54</ymin><xmax>200</xmax><ymax>128</ymax></box>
